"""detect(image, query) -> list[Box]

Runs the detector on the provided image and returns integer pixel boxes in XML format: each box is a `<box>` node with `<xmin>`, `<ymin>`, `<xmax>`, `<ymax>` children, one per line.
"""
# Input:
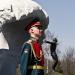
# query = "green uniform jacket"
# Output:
<box><xmin>20</xmin><ymin>42</ymin><xmax>44</xmax><ymax>75</ymax></box>
<box><xmin>20</xmin><ymin>43</ymin><xmax>31</xmax><ymax>75</ymax></box>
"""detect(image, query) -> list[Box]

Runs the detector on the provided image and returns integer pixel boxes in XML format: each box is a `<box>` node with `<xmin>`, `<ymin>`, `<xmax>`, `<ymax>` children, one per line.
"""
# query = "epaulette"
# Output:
<box><xmin>26</xmin><ymin>39</ymin><xmax>33</xmax><ymax>44</ymax></box>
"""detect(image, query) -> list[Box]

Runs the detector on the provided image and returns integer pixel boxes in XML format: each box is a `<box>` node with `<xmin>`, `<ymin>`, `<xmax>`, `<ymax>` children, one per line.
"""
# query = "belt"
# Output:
<box><xmin>28</xmin><ymin>65</ymin><xmax>47</xmax><ymax>70</ymax></box>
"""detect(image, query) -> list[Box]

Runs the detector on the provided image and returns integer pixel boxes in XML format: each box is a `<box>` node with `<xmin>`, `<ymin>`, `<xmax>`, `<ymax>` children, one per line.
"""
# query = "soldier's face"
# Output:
<box><xmin>30</xmin><ymin>26</ymin><xmax>43</xmax><ymax>37</ymax></box>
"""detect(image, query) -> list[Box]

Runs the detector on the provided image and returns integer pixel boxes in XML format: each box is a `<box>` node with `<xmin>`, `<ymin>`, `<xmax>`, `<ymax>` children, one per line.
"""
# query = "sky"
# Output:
<box><xmin>35</xmin><ymin>0</ymin><xmax>75</xmax><ymax>52</ymax></box>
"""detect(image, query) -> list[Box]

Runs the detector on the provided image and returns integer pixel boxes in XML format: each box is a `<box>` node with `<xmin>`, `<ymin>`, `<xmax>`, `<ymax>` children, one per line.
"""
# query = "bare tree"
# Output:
<box><xmin>61</xmin><ymin>47</ymin><xmax>75</xmax><ymax>75</ymax></box>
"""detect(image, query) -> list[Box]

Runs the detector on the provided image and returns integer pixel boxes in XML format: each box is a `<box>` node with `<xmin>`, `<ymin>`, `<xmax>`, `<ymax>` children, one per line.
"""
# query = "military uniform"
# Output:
<box><xmin>20</xmin><ymin>39</ymin><xmax>45</xmax><ymax>75</ymax></box>
<box><xmin>20</xmin><ymin>18</ymin><xmax>47</xmax><ymax>75</ymax></box>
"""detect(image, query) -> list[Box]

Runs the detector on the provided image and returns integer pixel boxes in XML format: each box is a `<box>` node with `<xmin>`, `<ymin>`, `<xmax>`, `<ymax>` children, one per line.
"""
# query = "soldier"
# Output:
<box><xmin>45</xmin><ymin>38</ymin><xmax>58</xmax><ymax>71</ymax></box>
<box><xmin>20</xmin><ymin>18</ymin><xmax>46</xmax><ymax>75</ymax></box>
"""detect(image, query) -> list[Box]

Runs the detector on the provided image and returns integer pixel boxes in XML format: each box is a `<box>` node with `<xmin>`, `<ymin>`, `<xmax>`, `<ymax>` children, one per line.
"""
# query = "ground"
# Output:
<box><xmin>45</xmin><ymin>72</ymin><xmax>62</xmax><ymax>75</ymax></box>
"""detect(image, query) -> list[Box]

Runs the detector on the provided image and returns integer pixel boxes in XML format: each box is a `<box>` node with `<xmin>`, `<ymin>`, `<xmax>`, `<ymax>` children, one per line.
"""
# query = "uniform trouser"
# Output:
<box><xmin>0</xmin><ymin>49</ymin><xmax>17</xmax><ymax>75</ymax></box>
<box><xmin>27</xmin><ymin>69</ymin><xmax>44</xmax><ymax>75</ymax></box>
<box><xmin>51</xmin><ymin>52</ymin><xmax>58</xmax><ymax>70</ymax></box>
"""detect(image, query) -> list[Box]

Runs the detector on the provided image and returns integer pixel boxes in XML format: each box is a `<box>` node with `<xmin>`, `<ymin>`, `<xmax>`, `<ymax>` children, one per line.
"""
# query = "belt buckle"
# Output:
<box><xmin>28</xmin><ymin>65</ymin><xmax>47</xmax><ymax>70</ymax></box>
